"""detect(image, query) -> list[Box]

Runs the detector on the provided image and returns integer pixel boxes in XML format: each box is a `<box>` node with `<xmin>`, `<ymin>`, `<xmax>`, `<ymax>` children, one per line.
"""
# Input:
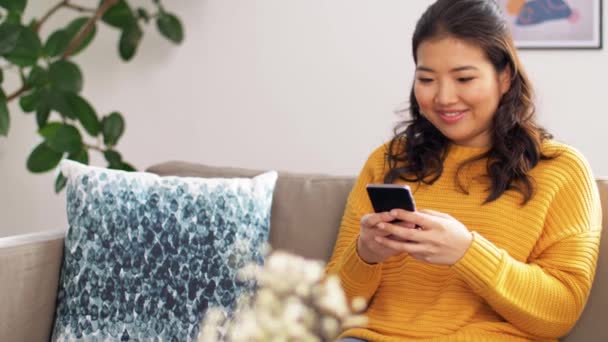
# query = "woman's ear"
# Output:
<box><xmin>499</xmin><ymin>65</ymin><xmax>512</xmax><ymax>96</ymax></box>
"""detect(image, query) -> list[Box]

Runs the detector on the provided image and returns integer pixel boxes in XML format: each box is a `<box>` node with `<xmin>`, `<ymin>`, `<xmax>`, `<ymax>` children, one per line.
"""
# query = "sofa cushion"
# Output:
<box><xmin>52</xmin><ymin>160</ymin><xmax>277</xmax><ymax>341</ymax></box>
<box><xmin>147</xmin><ymin>162</ymin><xmax>355</xmax><ymax>262</ymax></box>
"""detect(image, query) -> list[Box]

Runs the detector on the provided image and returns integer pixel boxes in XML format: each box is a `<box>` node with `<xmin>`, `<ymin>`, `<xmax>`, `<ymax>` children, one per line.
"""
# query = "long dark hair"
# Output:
<box><xmin>385</xmin><ymin>0</ymin><xmax>554</xmax><ymax>204</ymax></box>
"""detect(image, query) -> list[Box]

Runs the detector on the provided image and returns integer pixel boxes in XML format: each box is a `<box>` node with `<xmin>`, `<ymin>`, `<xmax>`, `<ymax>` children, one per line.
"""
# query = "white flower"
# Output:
<box><xmin>351</xmin><ymin>296</ymin><xmax>367</xmax><ymax>313</ymax></box>
<box><xmin>321</xmin><ymin>317</ymin><xmax>340</xmax><ymax>339</ymax></box>
<box><xmin>198</xmin><ymin>309</ymin><xmax>224</xmax><ymax>342</ymax></box>
<box><xmin>198</xmin><ymin>250</ymin><xmax>368</xmax><ymax>342</ymax></box>
<box><xmin>316</xmin><ymin>275</ymin><xmax>349</xmax><ymax>318</ymax></box>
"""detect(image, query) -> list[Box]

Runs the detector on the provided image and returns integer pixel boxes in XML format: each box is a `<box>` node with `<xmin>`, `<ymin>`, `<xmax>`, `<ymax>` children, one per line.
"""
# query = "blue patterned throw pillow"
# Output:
<box><xmin>52</xmin><ymin>160</ymin><xmax>277</xmax><ymax>341</ymax></box>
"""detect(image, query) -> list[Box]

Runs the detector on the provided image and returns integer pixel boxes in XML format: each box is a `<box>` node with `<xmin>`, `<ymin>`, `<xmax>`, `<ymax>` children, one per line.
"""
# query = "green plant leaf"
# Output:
<box><xmin>156</xmin><ymin>12</ymin><xmax>183</xmax><ymax>44</ymax></box>
<box><xmin>119</xmin><ymin>161</ymin><xmax>136</xmax><ymax>171</ymax></box>
<box><xmin>27</xmin><ymin>65</ymin><xmax>48</xmax><ymax>87</ymax></box>
<box><xmin>0</xmin><ymin>22</ymin><xmax>21</xmax><ymax>55</ymax></box>
<box><xmin>55</xmin><ymin>172</ymin><xmax>67</xmax><ymax>193</ymax></box>
<box><xmin>49</xmin><ymin>90</ymin><xmax>75</xmax><ymax>119</ymax></box>
<box><xmin>102</xmin><ymin>111</ymin><xmax>124</xmax><ymax>146</ymax></box>
<box><xmin>19</xmin><ymin>88</ymin><xmax>43</xmax><ymax>112</ymax></box>
<box><xmin>49</xmin><ymin>60</ymin><xmax>82</xmax><ymax>93</ymax></box>
<box><xmin>4</xmin><ymin>11</ymin><xmax>22</xmax><ymax>25</ymax></box>
<box><xmin>44</xmin><ymin>29</ymin><xmax>69</xmax><ymax>57</ymax></box>
<box><xmin>104</xmin><ymin>149</ymin><xmax>122</xmax><ymax>168</ymax></box>
<box><xmin>51</xmin><ymin>92</ymin><xmax>99</xmax><ymax>138</ymax></box>
<box><xmin>102</xmin><ymin>0</ymin><xmax>136</xmax><ymax>29</ymax></box>
<box><xmin>119</xmin><ymin>24</ymin><xmax>142</xmax><ymax>61</ymax></box>
<box><xmin>43</xmin><ymin>17</ymin><xmax>96</xmax><ymax>58</ymax></box>
<box><xmin>64</xmin><ymin>17</ymin><xmax>97</xmax><ymax>56</ymax></box>
<box><xmin>0</xmin><ymin>69</ymin><xmax>3</xmax><ymax>84</ymax></box>
<box><xmin>0</xmin><ymin>95</ymin><xmax>8</xmax><ymax>136</ymax></box>
<box><xmin>38</xmin><ymin>122</ymin><xmax>83</xmax><ymax>153</ymax></box>
<box><xmin>36</xmin><ymin>106</ymin><xmax>50</xmax><ymax>128</ymax></box>
<box><xmin>26</xmin><ymin>142</ymin><xmax>63</xmax><ymax>173</ymax></box>
<box><xmin>27</xmin><ymin>18</ymin><xmax>36</xmax><ymax>30</ymax></box>
<box><xmin>4</xmin><ymin>26</ymin><xmax>41</xmax><ymax>66</ymax></box>
<box><xmin>67</xmin><ymin>94</ymin><xmax>99</xmax><ymax>136</ymax></box>
<box><xmin>68</xmin><ymin>147</ymin><xmax>89</xmax><ymax>164</ymax></box>
<box><xmin>136</xmin><ymin>8</ymin><xmax>150</xmax><ymax>23</ymax></box>
<box><xmin>46</xmin><ymin>92</ymin><xmax>99</xmax><ymax>136</ymax></box>
<box><xmin>0</xmin><ymin>0</ymin><xmax>26</xmax><ymax>15</ymax></box>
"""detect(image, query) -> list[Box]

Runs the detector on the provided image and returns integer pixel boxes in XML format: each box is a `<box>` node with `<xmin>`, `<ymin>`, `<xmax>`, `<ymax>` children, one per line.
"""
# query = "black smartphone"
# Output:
<box><xmin>366</xmin><ymin>184</ymin><xmax>416</xmax><ymax>213</ymax></box>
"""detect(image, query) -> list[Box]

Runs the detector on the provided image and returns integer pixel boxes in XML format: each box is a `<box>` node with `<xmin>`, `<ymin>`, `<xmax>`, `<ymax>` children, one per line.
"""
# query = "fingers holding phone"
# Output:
<box><xmin>366</xmin><ymin>184</ymin><xmax>418</xmax><ymax>228</ymax></box>
<box><xmin>373</xmin><ymin>209</ymin><xmax>473</xmax><ymax>266</ymax></box>
<box><xmin>361</xmin><ymin>184</ymin><xmax>474</xmax><ymax>266</ymax></box>
<box><xmin>357</xmin><ymin>212</ymin><xmax>404</xmax><ymax>264</ymax></box>
<box><xmin>356</xmin><ymin>184</ymin><xmax>421</xmax><ymax>264</ymax></box>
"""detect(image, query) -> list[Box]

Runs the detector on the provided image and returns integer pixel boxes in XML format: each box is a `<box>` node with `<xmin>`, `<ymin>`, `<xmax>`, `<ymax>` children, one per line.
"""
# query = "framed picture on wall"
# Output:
<box><xmin>496</xmin><ymin>0</ymin><xmax>603</xmax><ymax>49</ymax></box>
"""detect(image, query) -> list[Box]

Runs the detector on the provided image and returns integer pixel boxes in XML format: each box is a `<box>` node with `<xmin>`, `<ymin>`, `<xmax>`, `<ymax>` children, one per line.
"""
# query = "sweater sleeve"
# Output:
<box><xmin>325</xmin><ymin>145</ymin><xmax>386</xmax><ymax>303</ymax></box>
<box><xmin>452</xmin><ymin>149</ymin><xmax>602</xmax><ymax>338</ymax></box>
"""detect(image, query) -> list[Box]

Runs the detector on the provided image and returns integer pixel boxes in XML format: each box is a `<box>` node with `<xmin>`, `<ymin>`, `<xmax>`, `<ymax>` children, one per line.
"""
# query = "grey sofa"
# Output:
<box><xmin>1</xmin><ymin>161</ymin><xmax>606</xmax><ymax>341</ymax></box>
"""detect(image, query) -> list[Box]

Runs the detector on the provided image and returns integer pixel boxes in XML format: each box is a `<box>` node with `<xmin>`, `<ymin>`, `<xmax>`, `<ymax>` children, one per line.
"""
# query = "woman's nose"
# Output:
<box><xmin>434</xmin><ymin>82</ymin><xmax>458</xmax><ymax>106</ymax></box>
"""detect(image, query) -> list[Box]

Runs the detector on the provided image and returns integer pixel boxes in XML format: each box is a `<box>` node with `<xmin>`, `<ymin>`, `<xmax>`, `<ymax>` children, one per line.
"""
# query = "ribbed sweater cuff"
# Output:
<box><xmin>339</xmin><ymin>238</ymin><xmax>382</xmax><ymax>285</ymax></box>
<box><xmin>452</xmin><ymin>232</ymin><xmax>504</xmax><ymax>292</ymax></box>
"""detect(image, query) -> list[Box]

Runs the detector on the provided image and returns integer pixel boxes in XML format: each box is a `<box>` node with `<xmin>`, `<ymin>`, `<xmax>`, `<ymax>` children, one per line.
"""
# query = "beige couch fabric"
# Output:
<box><xmin>563</xmin><ymin>179</ymin><xmax>608</xmax><ymax>341</ymax></box>
<box><xmin>0</xmin><ymin>231</ymin><xmax>64</xmax><ymax>342</ymax></box>
<box><xmin>1</xmin><ymin>163</ymin><xmax>602</xmax><ymax>341</ymax></box>
<box><xmin>147</xmin><ymin>161</ymin><xmax>354</xmax><ymax>261</ymax></box>
<box><xmin>148</xmin><ymin>162</ymin><xmax>608</xmax><ymax>341</ymax></box>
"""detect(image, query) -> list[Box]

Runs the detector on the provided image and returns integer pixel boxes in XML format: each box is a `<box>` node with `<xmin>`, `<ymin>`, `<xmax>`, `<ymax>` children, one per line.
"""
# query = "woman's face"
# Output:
<box><xmin>414</xmin><ymin>36</ymin><xmax>511</xmax><ymax>148</ymax></box>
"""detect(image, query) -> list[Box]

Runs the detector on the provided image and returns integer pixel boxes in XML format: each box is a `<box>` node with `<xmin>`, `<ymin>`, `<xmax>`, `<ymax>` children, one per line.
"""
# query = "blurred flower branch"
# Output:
<box><xmin>199</xmin><ymin>251</ymin><xmax>368</xmax><ymax>342</ymax></box>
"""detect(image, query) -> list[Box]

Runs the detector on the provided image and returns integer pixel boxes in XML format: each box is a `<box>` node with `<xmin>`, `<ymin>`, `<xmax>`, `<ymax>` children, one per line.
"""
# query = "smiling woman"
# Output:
<box><xmin>413</xmin><ymin>37</ymin><xmax>511</xmax><ymax>148</ymax></box>
<box><xmin>325</xmin><ymin>0</ymin><xmax>602</xmax><ymax>341</ymax></box>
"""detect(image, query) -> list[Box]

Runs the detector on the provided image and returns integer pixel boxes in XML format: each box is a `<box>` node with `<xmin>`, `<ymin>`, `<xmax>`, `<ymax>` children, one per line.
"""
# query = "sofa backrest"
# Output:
<box><xmin>564</xmin><ymin>179</ymin><xmax>608</xmax><ymax>341</ymax></box>
<box><xmin>147</xmin><ymin>162</ymin><xmax>607</xmax><ymax>340</ymax></box>
<box><xmin>147</xmin><ymin>161</ymin><xmax>354</xmax><ymax>261</ymax></box>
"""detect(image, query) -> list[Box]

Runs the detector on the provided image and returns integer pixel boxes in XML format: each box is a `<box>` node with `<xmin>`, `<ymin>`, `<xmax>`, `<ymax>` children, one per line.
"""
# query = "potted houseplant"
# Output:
<box><xmin>0</xmin><ymin>0</ymin><xmax>184</xmax><ymax>192</ymax></box>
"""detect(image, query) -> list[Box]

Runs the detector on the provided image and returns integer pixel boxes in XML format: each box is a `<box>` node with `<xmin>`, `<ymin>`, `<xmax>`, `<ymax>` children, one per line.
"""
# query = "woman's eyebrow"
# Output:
<box><xmin>451</xmin><ymin>66</ymin><xmax>478</xmax><ymax>72</ymax></box>
<box><xmin>415</xmin><ymin>65</ymin><xmax>479</xmax><ymax>72</ymax></box>
<box><xmin>416</xmin><ymin>65</ymin><xmax>435</xmax><ymax>72</ymax></box>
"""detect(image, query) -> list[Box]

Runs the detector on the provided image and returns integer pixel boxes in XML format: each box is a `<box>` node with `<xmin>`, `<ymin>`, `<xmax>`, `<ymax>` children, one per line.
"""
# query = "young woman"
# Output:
<box><xmin>327</xmin><ymin>0</ymin><xmax>602</xmax><ymax>341</ymax></box>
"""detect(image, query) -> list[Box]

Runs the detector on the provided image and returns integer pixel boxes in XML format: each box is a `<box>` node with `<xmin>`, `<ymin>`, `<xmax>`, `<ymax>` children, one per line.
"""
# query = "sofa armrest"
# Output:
<box><xmin>0</xmin><ymin>230</ymin><xmax>65</xmax><ymax>342</ymax></box>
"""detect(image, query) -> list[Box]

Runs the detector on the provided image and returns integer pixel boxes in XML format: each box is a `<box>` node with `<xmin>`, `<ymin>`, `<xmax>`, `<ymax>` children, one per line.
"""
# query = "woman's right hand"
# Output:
<box><xmin>357</xmin><ymin>212</ymin><xmax>413</xmax><ymax>264</ymax></box>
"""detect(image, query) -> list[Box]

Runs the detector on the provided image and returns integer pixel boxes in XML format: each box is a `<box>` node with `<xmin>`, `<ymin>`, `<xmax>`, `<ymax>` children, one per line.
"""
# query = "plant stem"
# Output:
<box><xmin>35</xmin><ymin>0</ymin><xmax>96</xmax><ymax>33</ymax></box>
<box><xmin>6</xmin><ymin>0</ymin><xmax>118</xmax><ymax>103</ymax></box>
<box><xmin>34</xmin><ymin>0</ymin><xmax>68</xmax><ymax>33</ymax></box>
<box><xmin>85</xmin><ymin>143</ymin><xmax>104</xmax><ymax>152</ymax></box>
<box><xmin>6</xmin><ymin>68</ymin><xmax>30</xmax><ymax>101</ymax></box>
<box><xmin>64</xmin><ymin>2</ymin><xmax>97</xmax><ymax>13</ymax></box>
<box><xmin>7</xmin><ymin>85</ymin><xmax>30</xmax><ymax>101</ymax></box>
<box><xmin>18</xmin><ymin>68</ymin><xmax>26</xmax><ymax>83</ymax></box>
<box><xmin>62</xmin><ymin>0</ymin><xmax>119</xmax><ymax>59</ymax></box>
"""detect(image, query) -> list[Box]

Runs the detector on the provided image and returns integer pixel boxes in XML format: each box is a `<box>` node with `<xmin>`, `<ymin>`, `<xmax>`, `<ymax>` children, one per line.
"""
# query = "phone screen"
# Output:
<box><xmin>366</xmin><ymin>184</ymin><xmax>416</xmax><ymax>213</ymax></box>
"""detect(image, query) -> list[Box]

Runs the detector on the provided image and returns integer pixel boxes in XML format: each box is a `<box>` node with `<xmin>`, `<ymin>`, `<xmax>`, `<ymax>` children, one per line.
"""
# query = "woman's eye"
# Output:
<box><xmin>417</xmin><ymin>78</ymin><xmax>433</xmax><ymax>83</ymax></box>
<box><xmin>457</xmin><ymin>77</ymin><xmax>475</xmax><ymax>83</ymax></box>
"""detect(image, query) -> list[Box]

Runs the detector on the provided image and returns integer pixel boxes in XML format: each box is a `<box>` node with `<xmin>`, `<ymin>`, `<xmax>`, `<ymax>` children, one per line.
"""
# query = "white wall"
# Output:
<box><xmin>1</xmin><ymin>0</ymin><xmax>607</xmax><ymax>237</ymax></box>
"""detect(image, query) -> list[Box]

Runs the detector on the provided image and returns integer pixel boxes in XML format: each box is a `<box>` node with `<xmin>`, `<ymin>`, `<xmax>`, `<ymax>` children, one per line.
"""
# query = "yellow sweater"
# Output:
<box><xmin>326</xmin><ymin>141</ymin><xmax>602</xmax><ymax>341</ymax></box>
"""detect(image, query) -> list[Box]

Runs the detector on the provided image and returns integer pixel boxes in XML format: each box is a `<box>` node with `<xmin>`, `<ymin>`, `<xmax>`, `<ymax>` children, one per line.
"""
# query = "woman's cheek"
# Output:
<box><xmin>414</xmin><ymin>85</ymin><xmax>434</xmax><ymax>108</ymax></box>
<box><xmin>464</xmin><ymin>81</ymin><xmax>496</xmax><ymax>104</ymax></box>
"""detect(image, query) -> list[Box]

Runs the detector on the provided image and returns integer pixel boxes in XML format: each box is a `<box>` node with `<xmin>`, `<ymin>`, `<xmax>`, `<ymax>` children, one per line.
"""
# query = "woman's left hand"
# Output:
<box><xmin>374</xmin><ymin>209</ymin><xmax>473</xmax><ymax>265</ymax></box>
